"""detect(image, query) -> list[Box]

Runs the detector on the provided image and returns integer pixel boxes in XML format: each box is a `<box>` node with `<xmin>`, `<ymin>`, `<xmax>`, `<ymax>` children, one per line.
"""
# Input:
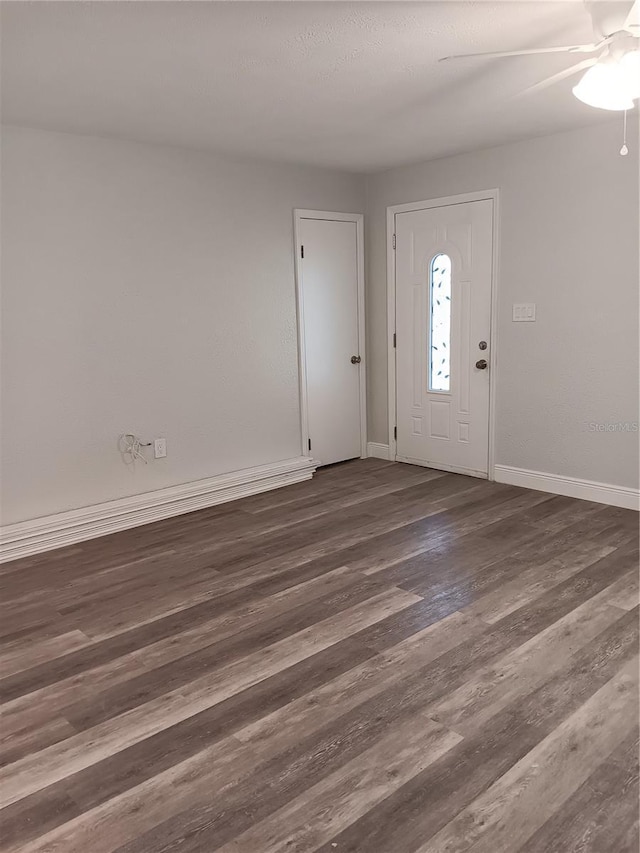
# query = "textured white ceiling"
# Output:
<box><xmin>0</xmin><ymin>1</ymin><xmax>630</xmax><ymax>172</ymax></box>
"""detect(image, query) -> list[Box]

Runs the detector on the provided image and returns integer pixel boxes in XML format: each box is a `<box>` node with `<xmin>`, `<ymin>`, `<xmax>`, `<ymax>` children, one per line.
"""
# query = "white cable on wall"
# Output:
<box><xmin>118</xmin><ymin>433</ymin><xmax>151</xmax><ymax>466</ymax></box>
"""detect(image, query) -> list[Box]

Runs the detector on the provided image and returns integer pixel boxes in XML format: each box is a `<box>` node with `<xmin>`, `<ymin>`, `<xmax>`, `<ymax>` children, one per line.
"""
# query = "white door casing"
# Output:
<box><xmin>394</xmin><ymin>198</ymin><xmax>494</xmax><ymax>477</ymax></box>
<box><xmin>294</xmin><ymin>211</ymin><xmax>366</xmax><ymax>467</ymax></box>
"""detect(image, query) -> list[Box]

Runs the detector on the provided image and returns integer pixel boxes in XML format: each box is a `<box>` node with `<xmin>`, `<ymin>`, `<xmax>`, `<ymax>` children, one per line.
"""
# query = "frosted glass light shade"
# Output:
<box><xmin>620</xmin><ymin>50</ymin><xmax>640</xmax><ymax>98</ymax></box>
<box><xmin>572</xmin><ymin>58</ymin><xmax>637</xmax><ymax>110</ymax></box>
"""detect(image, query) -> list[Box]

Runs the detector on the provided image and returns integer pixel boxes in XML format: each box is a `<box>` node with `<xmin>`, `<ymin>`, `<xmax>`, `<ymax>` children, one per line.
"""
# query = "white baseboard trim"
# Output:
<box><xmin>0</xmin><ymin>456</ymin><xmax>317</xmax><ymax>563</ymax></box>
<box><xmin>366</xmin><ymin>442</ymin><xmax>391</xmax><ymax>461</ymax></box>
<box><xmin>493</xmin><ymin>465</ymin><xmax>640</xmax><ymax>511</ymax></box>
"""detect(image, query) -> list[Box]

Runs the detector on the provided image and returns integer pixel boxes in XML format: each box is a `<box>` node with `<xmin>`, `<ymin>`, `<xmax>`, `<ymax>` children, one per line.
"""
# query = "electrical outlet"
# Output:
<box><xmin>154</xmin><ymin>438</ymin><xmax>167</xmax><ymax>459</ymax></box>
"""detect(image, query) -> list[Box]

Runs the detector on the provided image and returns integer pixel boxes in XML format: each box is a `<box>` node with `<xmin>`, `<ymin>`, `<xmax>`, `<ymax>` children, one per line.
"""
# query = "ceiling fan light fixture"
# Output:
<box><xmin>619</xmin><ymin>49</ymin><xmax>640</xmax><ymax>97</ymax></box>
<box><xmin>572</xmin><ymin>57</ymin><xmax>637</xmax><ymax>110</ymax></box>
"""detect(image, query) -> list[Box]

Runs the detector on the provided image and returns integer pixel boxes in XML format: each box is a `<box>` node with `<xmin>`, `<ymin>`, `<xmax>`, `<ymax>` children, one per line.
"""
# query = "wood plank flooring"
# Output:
<box><xmin>0</xmin><ymin>459</ymin><xmax>638</xmax><ymax>852</ymax></box>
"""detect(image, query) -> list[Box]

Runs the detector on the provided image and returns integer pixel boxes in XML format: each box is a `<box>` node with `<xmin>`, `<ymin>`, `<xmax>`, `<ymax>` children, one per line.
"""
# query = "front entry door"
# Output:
<box><xmin>395</xmin><ymin>199</ymin><xmax>493</xmax><ymax>477</ymax></box>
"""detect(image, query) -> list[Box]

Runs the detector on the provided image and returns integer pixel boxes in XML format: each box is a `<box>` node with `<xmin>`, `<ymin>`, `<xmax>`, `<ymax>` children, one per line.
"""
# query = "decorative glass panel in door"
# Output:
<box><xmin>428</xmin><ymin>253</ymin><xmax>451</xmax><ymax>392</ymax></box>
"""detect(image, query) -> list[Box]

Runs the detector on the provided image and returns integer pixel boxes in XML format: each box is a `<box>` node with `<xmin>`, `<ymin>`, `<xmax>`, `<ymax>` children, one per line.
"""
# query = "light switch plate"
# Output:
<box><xmin>513</xmin><ymin>303</ymin><xmax>536</xmax><ymax>322</ymax></box>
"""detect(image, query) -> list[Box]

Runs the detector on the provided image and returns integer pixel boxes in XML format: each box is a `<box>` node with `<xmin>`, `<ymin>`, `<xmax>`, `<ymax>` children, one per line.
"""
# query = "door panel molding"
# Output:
<box><xmin>387</xmin><ymin>190</ymin><xmax>499</xmax><ymax>479</ymax></box>
<box><xmin>294</xmin><ymin>209</ymin><xmax>367</xmax><ymax>463</ymax></box>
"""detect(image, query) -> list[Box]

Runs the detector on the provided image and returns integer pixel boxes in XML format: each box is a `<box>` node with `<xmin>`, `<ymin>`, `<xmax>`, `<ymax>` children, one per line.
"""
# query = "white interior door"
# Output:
<box><xmin>298</xmin><ymin>216</ymin><xmax>363</xmax><ymax>466</ymax></box>
<box><xmin>395</xmin><ymin>199</ymin><xmax>493</xmax><ymax>477</ymax></box>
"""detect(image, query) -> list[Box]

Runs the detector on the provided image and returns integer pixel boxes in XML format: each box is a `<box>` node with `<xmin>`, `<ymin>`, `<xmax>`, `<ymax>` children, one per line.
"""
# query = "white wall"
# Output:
<box><xmin>365</xmin><ymin>120</ymin><xmax>639</xmax><ymax>489</ymax></box>
<box><xmin>0</xmin><ymin>125</ymin><xmax>364</xmax><ymax>524</ymax></box>
<box><xmin>3</xmin><ymin>120</ymin><xmax>638</xmax><ymax>528</ymax></box>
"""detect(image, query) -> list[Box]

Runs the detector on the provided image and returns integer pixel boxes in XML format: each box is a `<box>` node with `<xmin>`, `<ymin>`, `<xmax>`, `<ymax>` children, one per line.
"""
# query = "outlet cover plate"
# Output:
<box><xmin>513</xmin><ymin>303</ymin><xmax>536</xmax><ymax>322</ymax></box>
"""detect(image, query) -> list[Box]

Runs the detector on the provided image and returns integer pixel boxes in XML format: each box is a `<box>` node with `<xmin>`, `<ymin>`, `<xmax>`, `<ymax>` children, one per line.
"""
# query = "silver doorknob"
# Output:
<box><xmin>351</xmin><ymin>355</ymin><xmax>361</xmax><ymax>364</ymax></box>
<box><xmin>475</xmin><ymin>359</ymin><xmax>488</xmax><ymax>369</ymax></box>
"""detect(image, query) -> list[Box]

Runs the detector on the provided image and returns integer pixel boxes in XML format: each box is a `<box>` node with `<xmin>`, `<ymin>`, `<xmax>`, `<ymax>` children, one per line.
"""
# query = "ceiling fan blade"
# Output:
<box><xmin>516</xmin><ymin>57</ymin><xmax>597</xmax><ymax>98</ymax></box>
<box><xmin>624</xmin><ymin>0</ymin><xmax>640</xmax><ymax>33</ymax></box>
<box><xmin>439</xmin><ymin>42</ymin><xmax>604</xmax><ymax>62</ymax></box>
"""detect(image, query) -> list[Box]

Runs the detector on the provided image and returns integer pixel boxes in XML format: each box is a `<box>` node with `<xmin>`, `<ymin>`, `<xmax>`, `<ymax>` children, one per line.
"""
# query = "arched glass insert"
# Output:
<box><xmin>428</xmin><ymin>253</ymin><xmax>451</xmax><ymax>392</ymax></box>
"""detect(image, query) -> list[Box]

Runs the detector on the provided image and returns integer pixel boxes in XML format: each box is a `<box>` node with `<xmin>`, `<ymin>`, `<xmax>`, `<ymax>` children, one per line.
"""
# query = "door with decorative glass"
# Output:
<box><xmin>395</xmin><ymin>199</ymin><xmax>493</xmax><ymax>477</ymax></box>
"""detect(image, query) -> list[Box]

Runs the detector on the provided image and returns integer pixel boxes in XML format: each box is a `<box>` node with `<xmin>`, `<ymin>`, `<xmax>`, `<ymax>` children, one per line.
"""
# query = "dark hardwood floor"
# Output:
<box><xmin>0</xmin><ymin>459</ymin><xmax>638</xmax><ymax>852</ymax></box>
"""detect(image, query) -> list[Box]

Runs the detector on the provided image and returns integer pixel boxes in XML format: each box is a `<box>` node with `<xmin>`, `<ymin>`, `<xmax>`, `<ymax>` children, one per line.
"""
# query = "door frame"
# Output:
<box><xmin>386</xmin><ymin>189</ymin><xmax>500</xmax><ymax>479</ymax></box>
<box><xmin>293</xmin><ymin>209</ymin><xmax>367</xmax><ymax>462</ymax></box>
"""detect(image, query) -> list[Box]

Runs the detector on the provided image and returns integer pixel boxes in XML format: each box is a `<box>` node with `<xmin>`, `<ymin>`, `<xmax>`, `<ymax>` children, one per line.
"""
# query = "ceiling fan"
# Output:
<box><xmin>440</xmin><ymin>0</ymin><xmax>640</xmax><ymax>112</ymax></box>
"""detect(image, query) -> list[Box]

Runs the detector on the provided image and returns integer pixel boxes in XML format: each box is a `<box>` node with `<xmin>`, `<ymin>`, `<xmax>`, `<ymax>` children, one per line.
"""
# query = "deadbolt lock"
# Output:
<box><xmin>478</xmin><ymin>341</ymin><xmax>488</xmax><ymax>350</ymax></box>
<box><xmin>351</xmin><ymin>355</ymin><xmax>362</xmax><ymax>364</ymax></box>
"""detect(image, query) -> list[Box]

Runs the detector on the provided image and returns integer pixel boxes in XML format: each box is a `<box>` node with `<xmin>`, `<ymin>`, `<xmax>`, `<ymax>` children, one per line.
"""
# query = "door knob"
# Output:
<box><xmin>350</xmin><ymin>355</ymin><xmax>361</xmax><ymax>364</ymax></box>
<box><xmin>475</xmin><ymin>359</ymin><xmax>488</xmax><ymax>370</ymax></box>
